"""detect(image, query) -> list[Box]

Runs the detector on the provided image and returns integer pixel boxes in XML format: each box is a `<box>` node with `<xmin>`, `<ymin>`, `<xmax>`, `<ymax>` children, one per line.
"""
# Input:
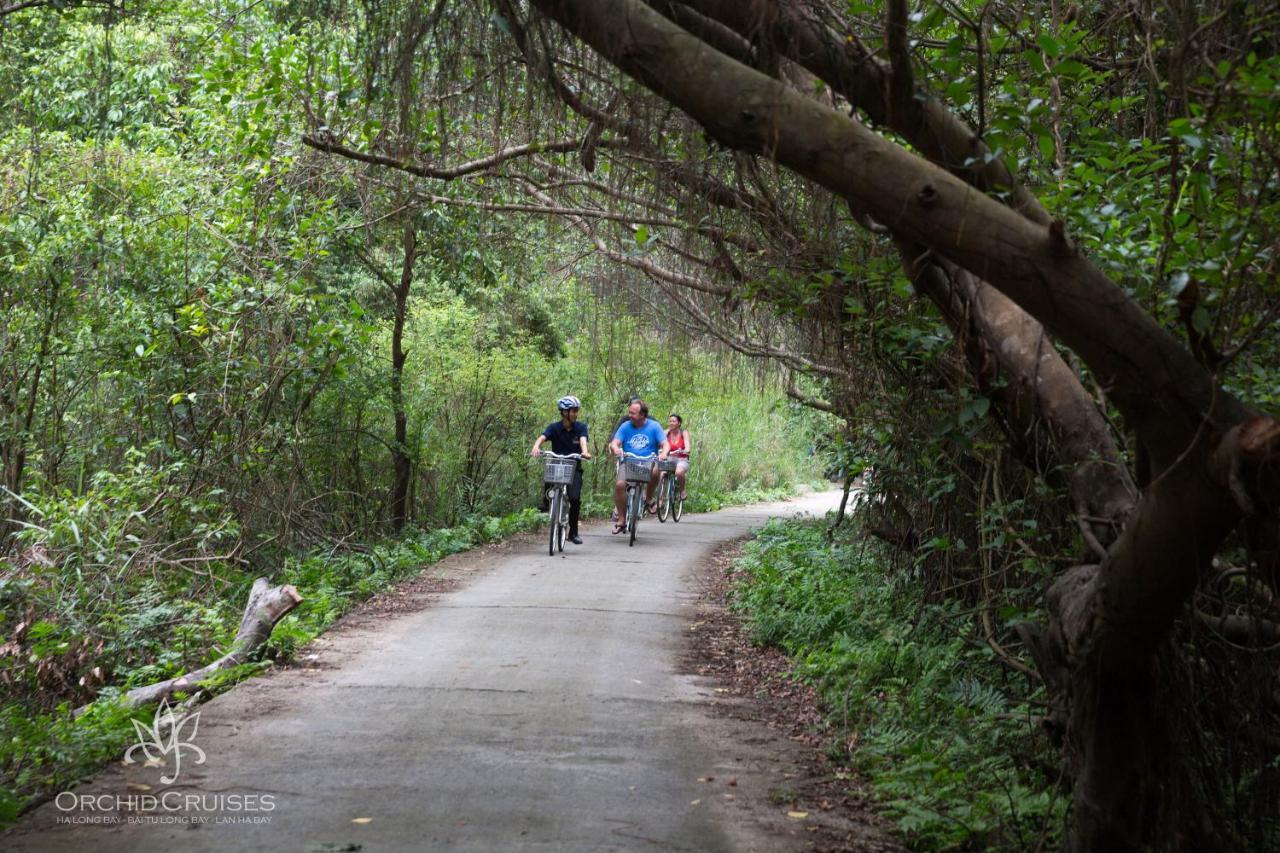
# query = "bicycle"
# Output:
<box><xmin>655</xmin><ymin>451</ymin><xmax>688</xmax><ymax>522</ymax></box>
<box><xmin>539</xmin><ymin>451</ymin><xmax>583</xmax><ymax>556</ymax></box>
<box><xmin>618</xmin><ymin>451</ymin><xmax>656</xmax><ymax>547</ymax></box>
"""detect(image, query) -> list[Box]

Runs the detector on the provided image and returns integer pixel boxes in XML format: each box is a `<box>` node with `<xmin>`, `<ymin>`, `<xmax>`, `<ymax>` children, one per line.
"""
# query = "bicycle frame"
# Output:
<box><xmin>656</xmin><ymin>452</ymin><xmax>687</xmax><ymax>523</ymax></box>
<box><xmin>540</xmin><ymin>452</ymin><xmax>582</xmax><ymax>555</ymax></box>
<box><xmin>618</xmin><ymin>452</ymin><xmax>655</xmax><ymax>546</ymax></box>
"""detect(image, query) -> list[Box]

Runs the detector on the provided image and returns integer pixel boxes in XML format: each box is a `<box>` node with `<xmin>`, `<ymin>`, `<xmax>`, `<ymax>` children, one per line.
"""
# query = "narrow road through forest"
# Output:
<box><xmin>11</xmin><ymin>491</ymin><xmax>857</xmax><ymax>852</ymax></box>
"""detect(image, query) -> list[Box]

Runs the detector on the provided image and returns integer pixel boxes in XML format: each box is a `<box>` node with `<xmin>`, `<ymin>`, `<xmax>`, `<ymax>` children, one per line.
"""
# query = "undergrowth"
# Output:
<box><xmin>731</xmin><ymin>518</ymin><xmax>1065</xmax><ymax>850</ymax></box>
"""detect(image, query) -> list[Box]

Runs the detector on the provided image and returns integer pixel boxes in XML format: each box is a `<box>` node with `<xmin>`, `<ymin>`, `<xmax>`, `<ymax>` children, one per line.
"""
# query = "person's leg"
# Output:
<box><xmin>676</xmin><ymin>460</ymin><xmax>689</xmax><ymax>499</ymax></box>
<box><xmin>644</xmin><ymin>463</ymin><xmax>659</xmax><ymax>510</ymax></box>
<box><xmin>613</xmin><ymin>468</ymin><xmax>627</xmax><ymax>529</ymax></box>
<box><xmin>568</xmin><ymin>467</ymin><xmax>583</xmax><ymax>539</ymax></box>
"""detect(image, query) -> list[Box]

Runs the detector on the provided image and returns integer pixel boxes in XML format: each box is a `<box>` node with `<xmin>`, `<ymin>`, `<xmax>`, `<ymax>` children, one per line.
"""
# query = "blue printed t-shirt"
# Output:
<box><xmin>542</xmin><ymin>420</ymin><xmax>588</xmax><ymax>456</ymax></box>
<box><xmin>613</xmin><ymin>418</ymin><xmax>666</xmax><ymax>457</ymax></box>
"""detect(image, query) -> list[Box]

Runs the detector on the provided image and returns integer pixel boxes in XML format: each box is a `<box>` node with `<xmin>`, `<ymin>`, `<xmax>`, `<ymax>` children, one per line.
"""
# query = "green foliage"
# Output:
<box><xmin>732</xmin><ymin>519</ymin><xmax>1064</xmax><ymax>850</ymax></box>
<box><xmin>0</xmin><ymin>698</ymin><xmax>147</xmax><ymax>830</ymax></box>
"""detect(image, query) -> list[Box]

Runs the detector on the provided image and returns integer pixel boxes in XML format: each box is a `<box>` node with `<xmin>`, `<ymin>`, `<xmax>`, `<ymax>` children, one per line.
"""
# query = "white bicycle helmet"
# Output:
<box><xmin>557</xmin><ymin>395</ymin><xmax>582</xmax><ymax>411</ymax></box>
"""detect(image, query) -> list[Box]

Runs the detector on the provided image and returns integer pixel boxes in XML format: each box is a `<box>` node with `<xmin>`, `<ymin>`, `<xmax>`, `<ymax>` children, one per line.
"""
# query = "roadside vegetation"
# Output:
<box><xmin>733</xmin><ymin>518</ymin><xmax>1063</xmax><ymax>850</ymax></box>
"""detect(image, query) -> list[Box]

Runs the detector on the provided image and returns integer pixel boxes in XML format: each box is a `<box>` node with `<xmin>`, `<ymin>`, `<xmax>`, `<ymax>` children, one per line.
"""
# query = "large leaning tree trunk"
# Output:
<box><xmin>653</xmin><ymin>0</ymin><xmax>1139</xmax><ymax>550</ymax></box>
<box><xmin>520</xmin><ymin>0</ymin><xmax>1280</xmax><ymax>848</ymax></box>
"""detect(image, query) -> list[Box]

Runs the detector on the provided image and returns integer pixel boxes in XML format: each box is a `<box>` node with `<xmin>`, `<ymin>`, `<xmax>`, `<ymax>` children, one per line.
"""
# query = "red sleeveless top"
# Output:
<box><xmin>667</xmin><ymin>429</ymin><xmax>687</xmax><ymax>453</ymax></box>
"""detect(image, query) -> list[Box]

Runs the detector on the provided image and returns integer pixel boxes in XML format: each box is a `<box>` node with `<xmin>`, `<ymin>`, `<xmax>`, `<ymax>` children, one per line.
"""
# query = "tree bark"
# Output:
<box><xmin>2</xmin><ymin>277</ymin><xmax>61</xmax><ymax>537</ymax></box>
<box><xmin>826</xmin><ymin>470</ymin><xmax>854</xmax><ymax>541</ymax></box>
<box><xmin>529</xmin><ymin>0</ymin><xmax>1249</xmax><ymax>454</ymax></box>
<box><xmin>902</xmin><ymin>247</ymin><xmax>1136</xmax><ymax>551</ymax></box>
<box><xmin>525</xmin><ymin>0</ymin><xmax>1265</xmax><ymax>642</ymax></box>
<box><xmin>390</xmin><ymin>225</ymin><xmax>417</xmax><ymax>533</ymax></box>
<box><xmin>685</xmin><ymin>0</ymin><xmax>1141</xmax><ymax>546</ymax></box>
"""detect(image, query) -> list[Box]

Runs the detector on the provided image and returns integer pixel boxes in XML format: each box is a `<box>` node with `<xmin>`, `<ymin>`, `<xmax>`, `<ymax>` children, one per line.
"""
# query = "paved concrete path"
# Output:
<box><xmin>10</xmin><ymin>491</ymin><xmax>841</xmax><ymax>852</ymax></box>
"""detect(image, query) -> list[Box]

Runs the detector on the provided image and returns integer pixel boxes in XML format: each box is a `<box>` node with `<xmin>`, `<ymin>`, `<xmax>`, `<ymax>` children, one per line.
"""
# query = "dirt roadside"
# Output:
<box><xmin>682</xmin><ymin>538</ymin><xmax>904</xmax><ymax>853</ymax></box>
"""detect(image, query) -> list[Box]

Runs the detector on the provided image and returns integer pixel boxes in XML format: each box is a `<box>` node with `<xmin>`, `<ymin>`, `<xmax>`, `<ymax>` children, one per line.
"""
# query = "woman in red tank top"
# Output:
<box><xmin>666</xmin><ymin>414</ymin><xmax>691</xmax><ymax>499</ymax></box>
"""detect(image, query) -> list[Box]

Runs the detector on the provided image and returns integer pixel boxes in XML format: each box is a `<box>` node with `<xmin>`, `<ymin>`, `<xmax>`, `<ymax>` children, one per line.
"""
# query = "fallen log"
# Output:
<box><xmin>77</xmin><ymin>578</ymin><xmax>301</xmax><ymax>715</ymax></box>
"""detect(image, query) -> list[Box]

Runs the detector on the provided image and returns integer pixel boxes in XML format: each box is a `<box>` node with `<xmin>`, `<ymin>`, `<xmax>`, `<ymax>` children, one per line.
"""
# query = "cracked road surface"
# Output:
<box><xmin>9</xmin><ymin>491</ymin><xmax>842</xmax><ymax>852</ymax></box>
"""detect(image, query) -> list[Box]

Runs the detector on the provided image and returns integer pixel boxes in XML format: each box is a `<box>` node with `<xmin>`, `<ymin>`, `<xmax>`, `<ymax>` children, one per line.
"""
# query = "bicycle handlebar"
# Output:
<box><xmin>539</xmin><ymin>451</ymin><xmax>585</xmax><ymax>460</ymax></box>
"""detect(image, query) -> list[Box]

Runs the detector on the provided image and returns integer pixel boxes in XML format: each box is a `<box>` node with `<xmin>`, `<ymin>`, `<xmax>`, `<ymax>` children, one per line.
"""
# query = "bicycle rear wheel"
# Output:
<box><xmin>656</xmin><ymin>473</ymin><xmax>669</xmax><ymax>522</ymax></box>
<box><xmin>548</xmin><ymin>489</ymin><xmax>561</xmax><ymax>556</ymax></box>
<box><xmin>672</xmin><ymin>480</ymin><xmax>684</xmax><ymax>522</ymax></box>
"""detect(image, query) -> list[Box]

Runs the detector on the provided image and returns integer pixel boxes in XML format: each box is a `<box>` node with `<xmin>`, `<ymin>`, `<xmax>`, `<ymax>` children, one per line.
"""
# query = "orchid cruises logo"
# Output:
<box><xmin>123</xmin><ymin>698</ymin><xmax>206</xmax><ymax>784</ymax></box>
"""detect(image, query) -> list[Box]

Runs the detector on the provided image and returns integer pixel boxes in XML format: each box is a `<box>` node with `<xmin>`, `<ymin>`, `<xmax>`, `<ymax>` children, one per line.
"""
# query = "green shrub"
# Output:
<box><xmin>732</xmin><ymin>519</ymin><xmax>1065</xmax><ymax>850</ymax></box>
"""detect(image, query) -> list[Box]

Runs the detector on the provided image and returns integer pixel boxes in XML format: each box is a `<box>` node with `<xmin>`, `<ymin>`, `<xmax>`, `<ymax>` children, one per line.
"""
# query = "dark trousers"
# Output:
<box><xmin>567</xmin><ymin>465</ymin><xmax>582</xmax><ymax>537</ymax></box>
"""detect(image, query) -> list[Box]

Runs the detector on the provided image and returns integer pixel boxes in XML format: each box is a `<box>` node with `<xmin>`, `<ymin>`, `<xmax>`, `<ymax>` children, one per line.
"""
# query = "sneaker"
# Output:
<box><xmin>569</xmin><ymin>535</ymin><xmax>583</xmax><ymax>545</ymax></box>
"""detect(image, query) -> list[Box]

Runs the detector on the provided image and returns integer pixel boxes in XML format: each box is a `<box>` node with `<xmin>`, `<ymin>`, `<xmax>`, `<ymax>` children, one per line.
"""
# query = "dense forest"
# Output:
<box><xmin>3</xmin><ymin>0</ymin><xmax>1279</xmax><ymax>850</ymax></box>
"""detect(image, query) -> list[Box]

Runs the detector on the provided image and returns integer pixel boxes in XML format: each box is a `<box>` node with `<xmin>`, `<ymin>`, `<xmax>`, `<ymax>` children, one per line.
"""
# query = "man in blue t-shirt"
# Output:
<box><xmin>531</xmin><ymin>395</ymin><xmax>591</xmax><ymax>544</ymax></box>
<box><xmin>608</xmin><ymin>398</ymin><xmax>669</xmax><ymax>534</ymax></box>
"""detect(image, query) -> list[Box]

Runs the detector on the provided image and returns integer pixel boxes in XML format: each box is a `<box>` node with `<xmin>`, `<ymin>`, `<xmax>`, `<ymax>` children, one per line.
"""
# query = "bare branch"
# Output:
<box><xmin>785</xmin><ymin>378</ymin><xmax>837</xmax><ymax>413</ymax></box>
<box><xmin>301</xmin><ymin>134</ymin><xmax>624</xmax><ymax>181</ymax></box>
<box><xmin>521</xmin><ymin>184</ymin><xmax>735</xmax><ymax>297</ymax></box>
<box><xmin>661</xmin><ymin>284</ymin><xmax>847</xmax><ymax>377</ymax></box>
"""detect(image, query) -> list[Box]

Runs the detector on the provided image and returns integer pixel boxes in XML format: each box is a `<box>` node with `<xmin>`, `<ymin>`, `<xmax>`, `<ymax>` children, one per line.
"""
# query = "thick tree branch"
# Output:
<box><xmin>693</xmin><ymin>0</ymin><xmax>1136</xmax><ymax>544</ymax></box>
<box><xmin>683</xmin><ymin>0</ymin><xmax>1050</xmax><ymax>223</ymax></box>
<box><xmin>885</xmin><ymin>0</ymin><xmax>914</xmax><ymax>121</ymax></box>
<box><xmin>785</xmin><ymin>378</ymin><xmax>837</xmax><ymax>413</ymax></box>
<box><xmin>78</xmin><ymin>579</ymin><xmax>301</xmax><ymax>713</ymax></box>
<box><xmin>901</xmin><ymin>242</ymin><xmax>1137</xmax><ymax>550</ymax></box>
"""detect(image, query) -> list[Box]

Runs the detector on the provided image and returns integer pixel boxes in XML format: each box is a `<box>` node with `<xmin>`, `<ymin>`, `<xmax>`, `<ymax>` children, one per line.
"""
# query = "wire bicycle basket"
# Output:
<box><xmin>543</xmin><ymin>455</ymin><xmax>577</xmax><ymax>485</ymax></box>
<box><xmin>620</xmin><ymin>455</ymin><xmax>654</xmax><ymax>482</ymax></box>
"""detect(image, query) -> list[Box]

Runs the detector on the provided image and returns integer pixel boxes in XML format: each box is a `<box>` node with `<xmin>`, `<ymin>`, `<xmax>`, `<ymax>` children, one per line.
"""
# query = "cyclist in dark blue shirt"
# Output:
<box><xmin>531</xmin><ymin>395</ymin><xmax>591</xmax><ymax>544</ymax></box>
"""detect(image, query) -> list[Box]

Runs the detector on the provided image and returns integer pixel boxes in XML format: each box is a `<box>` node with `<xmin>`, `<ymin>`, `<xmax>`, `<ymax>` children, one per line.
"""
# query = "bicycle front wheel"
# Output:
<box><xmin>656</xmin><ymin>473</ymin><xmax>669</xmax><ymax>522</ymax></box>
<box><xmin>628</xmin><ymin>485</ymin><xmax>640</xmax><ymax>546</ymax></box>
<box><xmin>548</xmin><ymin>489</ymin><xmax>561</xmax><ymax>556</ymax></box>
<box><xmin>672</xmin><ymin>480</ymin><xmax>684</xmax><ymax>522</ymax></box>
<box><xmin>557</xmin><ymin>489</ymin><xmax>568</xmax><ymax>552</ymax></box>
